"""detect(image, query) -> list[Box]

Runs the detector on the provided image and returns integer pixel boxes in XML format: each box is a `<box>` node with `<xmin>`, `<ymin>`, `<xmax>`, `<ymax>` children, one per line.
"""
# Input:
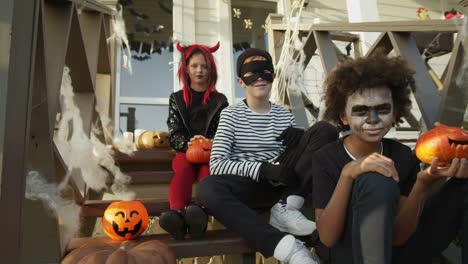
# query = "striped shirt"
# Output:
<box><xmin>209</xmin><ymin>101</ymin><xmax>295</xmax><ymax>181</ymax></box>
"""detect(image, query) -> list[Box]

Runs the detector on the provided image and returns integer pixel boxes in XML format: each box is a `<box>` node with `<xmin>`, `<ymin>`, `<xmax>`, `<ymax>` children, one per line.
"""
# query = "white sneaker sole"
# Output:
<box><xmin>270</xmin><ymin>216</ymin><xmax>315</xmax><ymax>236</ymax></box>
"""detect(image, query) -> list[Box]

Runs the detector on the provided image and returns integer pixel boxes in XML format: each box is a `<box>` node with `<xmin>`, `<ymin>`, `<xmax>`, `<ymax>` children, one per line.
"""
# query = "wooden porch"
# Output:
<box><xmin>1</xmin><ymin>0</ymin><xmax>466</xmax><ymax>263</ymax></box>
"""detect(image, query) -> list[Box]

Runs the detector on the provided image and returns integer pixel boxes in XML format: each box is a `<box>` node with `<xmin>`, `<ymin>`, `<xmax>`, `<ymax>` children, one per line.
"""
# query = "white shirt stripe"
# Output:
<box><xmin>209</xmin><ymin>101</ymin><xmax>295</xmax><ymax>181</ymax></box>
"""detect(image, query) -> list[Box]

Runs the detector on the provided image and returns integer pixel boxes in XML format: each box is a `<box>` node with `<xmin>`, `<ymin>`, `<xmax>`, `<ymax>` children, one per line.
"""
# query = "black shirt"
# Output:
<box><xmin>188</xmin><ymin>90</ymin><xmax>208</xmax><ymax>136</ymax></box>
<box><xmin>312</xmin><ymin>137</ymin><xmax>420</xmax><ymax>209</ymax></box>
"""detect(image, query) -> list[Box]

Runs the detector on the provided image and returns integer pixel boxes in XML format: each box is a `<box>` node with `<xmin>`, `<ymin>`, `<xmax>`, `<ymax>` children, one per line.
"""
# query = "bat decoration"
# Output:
<box><xmin>134</xmin><ymin>23</ymin><xmax>164</xmax><ymax>36</ymax></box>
<box><xmin>233</xmin><ymin>8</ymin><xmax>241</xmax><ymax>19</ymax></box>
<box><xmin>244</xmin><ymin>19</ymin><xmax>253</xmax><ymax>29</ymax></box>
<box><xmin>128</xmin><ymin>7</ymin><xmax>149</xmax><ymax>20</ymax></box>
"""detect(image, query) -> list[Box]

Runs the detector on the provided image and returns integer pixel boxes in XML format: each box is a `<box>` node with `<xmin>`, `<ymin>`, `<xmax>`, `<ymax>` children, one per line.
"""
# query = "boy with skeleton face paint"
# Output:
<box><xmin>197</xmin><ymin>48</ymin><xmax>338</xmax><ymax>264</ymax></box>
<box><xmin>311</xmin><ymin>53</ymin><xmax>468</xmax><ymax>263</ymax></box>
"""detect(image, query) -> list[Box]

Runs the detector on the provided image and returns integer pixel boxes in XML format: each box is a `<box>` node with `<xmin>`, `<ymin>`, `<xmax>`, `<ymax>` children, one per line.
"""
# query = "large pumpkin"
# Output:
<box><xmin>102</xmin><ymin>201</ymin><xmax>149</xmax><ymax>241</ymax></box>
<box><xmin>62</xmin><ymin>240</ymin><xmax>176</xmax><ymax>264</ymax></box>
<box><xmin>415</xmin><ymin>123</ymin><xmax>468</xmax><ymax>165</ymax></box>
<box><xmin>186</xmin><ymin>138</ymin><xmax>212</xmax><ymax>164</ymax></box>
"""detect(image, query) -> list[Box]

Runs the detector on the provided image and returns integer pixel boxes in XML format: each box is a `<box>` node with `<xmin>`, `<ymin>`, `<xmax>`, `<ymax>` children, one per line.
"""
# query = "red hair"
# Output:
<box><xmin>176</xmin><ymin>42</ymin><xmax>220</xmax><ymax>107</ymax></box>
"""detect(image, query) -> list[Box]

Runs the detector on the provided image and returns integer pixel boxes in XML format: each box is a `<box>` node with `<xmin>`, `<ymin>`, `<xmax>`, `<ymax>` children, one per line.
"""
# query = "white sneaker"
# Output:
<box><xmin>270</xmin><ymin>195</ymin><xmax>316</xmax><ymax>236</ymax></box>
<box><xmin>274</xmin><ymin>234</ymin><xmax>320</xmax><ymax>264</ymax></box>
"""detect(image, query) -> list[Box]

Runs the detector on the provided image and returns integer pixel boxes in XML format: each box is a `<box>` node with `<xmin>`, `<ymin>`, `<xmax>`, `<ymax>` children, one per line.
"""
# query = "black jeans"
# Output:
<box><xmin>197</xmin><ymin>175</ymin><xmax>287</xmax><ymax>257</ymax></box>
<box><xmin>196</xmin><ymin>121</ymin><xmax>339</xmax><ymax>257</ymax></box>
<box><xmin>323</xmin><ymin>173</ymin><xmax>468</xmax><ymax>264</ymax></box>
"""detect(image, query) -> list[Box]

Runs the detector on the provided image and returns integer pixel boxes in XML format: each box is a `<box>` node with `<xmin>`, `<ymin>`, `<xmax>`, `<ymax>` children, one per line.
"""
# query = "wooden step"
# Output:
<box><xmin>66</xmin><ymin>229</ymin><xmax>255</xmax><ymax>258</ymax></box>
<box><xmin>107</xmin><ymin>171</ymin><xmax>174</xmax><ymax>185</ymax></box>
<box><xmin>81</xmin><ymin>199</ymin><xmax>170</xmax><ymax>217</ymax></box>
<box><xmin>114</xmin><ymin>149</ymin><xmax>176</xmax><ymax>164</ymax></box>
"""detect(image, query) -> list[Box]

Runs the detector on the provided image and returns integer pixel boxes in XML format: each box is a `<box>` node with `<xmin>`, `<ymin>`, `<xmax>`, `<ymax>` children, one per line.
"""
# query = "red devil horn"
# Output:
<box><xmin>176</xmin><ymin>42</ymin><xmax>184</xmax><ymax>53</ymax></box>
<box><xmin>209</xmin><ymin>41</ymin><xmax>220</xmax><ymax>53</ymax></box>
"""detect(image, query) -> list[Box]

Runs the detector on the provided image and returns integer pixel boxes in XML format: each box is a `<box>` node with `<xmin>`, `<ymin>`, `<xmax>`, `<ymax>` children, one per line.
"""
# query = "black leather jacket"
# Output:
<box><xmin>167</xmin><ymin>90</ymin><xmax>228</xmax><ymax>152</ymax></box>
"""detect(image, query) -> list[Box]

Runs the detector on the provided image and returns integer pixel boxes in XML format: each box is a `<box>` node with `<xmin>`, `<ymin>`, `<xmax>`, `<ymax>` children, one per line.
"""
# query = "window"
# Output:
<box><xmin>117</xmin><ymin>0</ymin><xmax>173</xmax><ymax>133</ymax></box>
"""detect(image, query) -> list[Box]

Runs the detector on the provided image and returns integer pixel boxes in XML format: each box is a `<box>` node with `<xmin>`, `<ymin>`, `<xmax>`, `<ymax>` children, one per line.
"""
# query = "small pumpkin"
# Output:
<box><xmin>415</xmin><ymin>123</ymin><xmax>468</xmax><ymax>165</ymax></box>
<box><xmin>186</xmin><ymin>138</ymin><xmax>213</xmax><ymax>164</ymax></box>
<box><xmin>102</xmin><ymin>201</ymin><xmax>149</xmax><ymax>241</ymax></box>
<box><xmin>62</xmin><ymin>240</ymin><xmax>176</xmax><ymax>264</ymax></box>
<box><xmin>136</xmin><ymin>131</ymin><xmax>170</xmax><ymax>150</ymax></box>
<box><xmin>136</xmin><ymin>131</ymin><xmax>155</xmax><ymax>150</ymax></box>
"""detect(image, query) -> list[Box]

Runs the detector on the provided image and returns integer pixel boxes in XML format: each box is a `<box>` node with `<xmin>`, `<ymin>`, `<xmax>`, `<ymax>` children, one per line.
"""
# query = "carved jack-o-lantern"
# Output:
<box><xmin>186</xmin><ymin>138</ymin><xmax>212</xmax><ymax>164</ymax></box>
<box><xmin>153</xmin><ymin>131</ymin><xmax>170</xmax><ymax>148</ymax></box>
<box><xmin>415</xmin><ymin>123</ymin><xmax>468</xmax><ymax>165</ymax></box>
<box><xmin>102</xmin><ymin>201</ymin><xmax>149</xmax><ymax>241</ymax></box>
<box><xmin>136</xmin><ymin>131</ymin><xmax>170</xmax><ymax>150</ymax></box>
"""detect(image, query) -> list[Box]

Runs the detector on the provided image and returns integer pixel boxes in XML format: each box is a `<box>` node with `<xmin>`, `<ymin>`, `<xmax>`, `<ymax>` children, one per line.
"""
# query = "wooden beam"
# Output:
<box><xmin>0</xmin><ymin>0</ymin><xmax>44</xmax><ymax>262</ymax></box>
<box><xmin>66</xmin><ymin>5</ymin><xmax>94</xmax><ymax>93</ymax></box>
<box><xmin>42</xmin><ymin>0</ymin><xmax>72</xmax><ymax>136</ymax></box>
<box><xmin>302</xmin><ymin>32</ymin><xmax>317</xmax><ymax>67</ymax></box>
<box><xmin>437</xmin><ymin>33</ymin><xmax>468</xmax><ymax>126</ymax></box>
<box><xmin>313</xmin><ymin>30</ymin><xmax>339</xmax><ymax>121</ymax></box>
<box><xmin>29</xmin><ymin>11</ymin><xmax>58</xmax><ymax>182</ymax></box>
<box><xmin>77</xmin><ymin>10</ymin><xmax>101</xmax><ymax>88</ymax></box>
<box><xmin>353</xmin><ymin>38</ymin><xmax>363</xmax><ymax>58</ymax></box>
<box><xmin>269</xmin><ymin>19</ymin><xmax>463</xmax><ymax>33</ymax></box>
<box><xmin>313</xmin><ymin>31</ymin><xmax>339</xmax><ymax>73</ymax></box>
<box><xmin>309</xmin><ymin>19</ymin><xmax>463</xmax><ymax>33</ymax></box>
<box><xmin>97</xmin><ymin>18</ymin><xmax>111</xmax><ymax>74</ymax></box>
<box><xmin>388</xmin><ymin>32</ymin><xmax>440</xmax><ymax>129</ymax></box>
<box><xmin>330</xmin><ymin>32</ymin><xmax>360</xmax><ymax>42</ymax></box>
<box><xmin>68</xmin><ymin>0</ymin><xmax>116</xmax><ymax>15</ymax></box>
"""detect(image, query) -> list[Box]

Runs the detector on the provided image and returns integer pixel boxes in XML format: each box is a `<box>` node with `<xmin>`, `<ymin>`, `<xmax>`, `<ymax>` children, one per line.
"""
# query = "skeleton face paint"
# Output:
<box><xmin>341</xmin><ymin>87</ymin><xmax>395</xmax><ymax>143</ymax></box>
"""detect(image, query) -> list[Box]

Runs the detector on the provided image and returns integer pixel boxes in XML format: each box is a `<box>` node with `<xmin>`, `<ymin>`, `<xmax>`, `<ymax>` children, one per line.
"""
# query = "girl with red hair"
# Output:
<box><xmin>160</xmin><ymin>42</ymin><xmax>228</xmax><ymax>240</ymax></box>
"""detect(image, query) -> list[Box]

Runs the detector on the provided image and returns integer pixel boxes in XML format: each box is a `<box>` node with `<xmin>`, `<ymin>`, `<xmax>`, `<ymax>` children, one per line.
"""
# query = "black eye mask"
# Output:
<box><xmin>240</xmin><ymin>61</ymin><xmax>274</xmax><ymax>85</ymax></box>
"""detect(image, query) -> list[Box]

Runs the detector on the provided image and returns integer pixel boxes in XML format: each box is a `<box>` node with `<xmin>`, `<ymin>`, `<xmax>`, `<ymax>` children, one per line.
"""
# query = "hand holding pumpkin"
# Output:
<box><xmin>416</xmin><ymin>157</ymin><xmax>468</xmax><ymax>187</ymax></box>
<box><xmin>187</xmin><ymin>135</ymin><xmax>208</xmax><ymax>147</ymax></box>
<box><xmin>186</xmin><ymin>137</ymin><xmax>212</xmax><ymax>164</ymax></box>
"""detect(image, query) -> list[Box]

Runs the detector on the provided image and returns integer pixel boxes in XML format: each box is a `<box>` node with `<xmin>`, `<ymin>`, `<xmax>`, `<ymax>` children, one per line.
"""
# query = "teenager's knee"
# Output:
<box><xmin>196</xmin><ymin>176</ymin><xmax>224</xmax><ymax>207</ymax></box>
<box><xmin>353</xmin><ymin>172</ymin><xmax>400</xmax><ymax>203</ymax></box>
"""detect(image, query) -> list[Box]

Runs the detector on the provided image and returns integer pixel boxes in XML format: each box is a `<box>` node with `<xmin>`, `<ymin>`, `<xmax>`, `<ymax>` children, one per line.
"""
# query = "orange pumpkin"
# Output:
<box><xmin>102</xmin><ymin>201</ymin><xmax>149</xmax><ymax>241</ymax></box>
<box><xmin>415</xmin><ymin>123</ymin><xmax>468</xmax><ymax>165</ymax></box>
<box><xmin>62</xmin><ymin>240</ymin><xmax>176</xmax><ymax>264</ymax></box>
<box><xmin>186</xmin><ymin>138</ymin><xmax>213</xmax><ymax>164</ymax></box>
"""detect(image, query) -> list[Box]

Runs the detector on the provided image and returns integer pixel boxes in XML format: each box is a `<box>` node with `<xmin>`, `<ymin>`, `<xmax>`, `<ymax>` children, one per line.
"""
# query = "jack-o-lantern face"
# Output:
<box><xmin>153</xmin><ymin>131</ymin><xmax>170</xmax><ymax>148</ymax></box>
<box><xmin>415</xmin><ymin>123</ymin><xmax>468</xmax><ymax>165</ymax></box>
<box><xmin>186</xmin><ymin>138</ymin><xmax>212</xmax><ymax>164</ymax></box>
<box><xmin>102</xmin><ymin>201</ymin><xmax>149</xmax><ymax>241</ymax></box>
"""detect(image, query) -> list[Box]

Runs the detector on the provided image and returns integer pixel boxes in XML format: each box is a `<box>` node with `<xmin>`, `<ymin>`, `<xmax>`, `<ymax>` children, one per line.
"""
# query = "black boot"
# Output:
<box><xmin>159</xmin><ymin>210</ymin><xmax>187</xmax><ymax>240</ymax></box>
<box><xmin>184</xmin><ymin>204</ymin><xmax>208</xmax><ymax>239</ymax></box>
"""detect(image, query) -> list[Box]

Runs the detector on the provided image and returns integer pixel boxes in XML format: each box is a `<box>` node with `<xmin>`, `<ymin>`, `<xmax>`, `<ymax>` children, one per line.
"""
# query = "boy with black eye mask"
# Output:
<box><xmin>238</xmin><ymin>60</ymin><xmax>274</xmax><ymax>85</ymax></box>
<box><xmin>196</xmin><ymin>48</ymin><xmax>339</xmax><ymax>264</ymax></box>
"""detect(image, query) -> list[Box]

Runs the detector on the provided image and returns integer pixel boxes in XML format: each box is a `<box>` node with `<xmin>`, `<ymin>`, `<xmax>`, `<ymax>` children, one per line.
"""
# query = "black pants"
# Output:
<box><xmin>197</xmin><ymin>121</ymin><xmax>339</xmax><ymax>257</ymax></box>
<box><xmin>324</xmin><ymin>172</ymin><xmax>468</xmax><ymax>264</ymax></box>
